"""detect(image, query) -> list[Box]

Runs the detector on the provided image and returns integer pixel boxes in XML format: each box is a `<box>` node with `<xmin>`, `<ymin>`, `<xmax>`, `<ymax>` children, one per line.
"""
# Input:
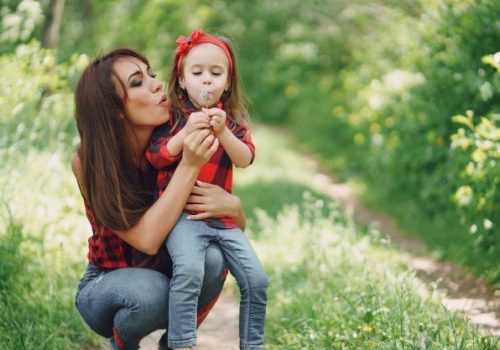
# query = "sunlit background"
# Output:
<box><xmin>0</xmin><ymin>0</ymin><xmax>498</xmax><ymax>348</ymax></box>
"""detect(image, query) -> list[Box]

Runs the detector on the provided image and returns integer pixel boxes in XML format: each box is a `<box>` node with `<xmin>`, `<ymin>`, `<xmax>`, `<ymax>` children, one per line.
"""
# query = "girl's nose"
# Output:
<box><xmin>202</xmin><ymin>73</ymin><xmax>212</xmax><ymax>85</ymax></box>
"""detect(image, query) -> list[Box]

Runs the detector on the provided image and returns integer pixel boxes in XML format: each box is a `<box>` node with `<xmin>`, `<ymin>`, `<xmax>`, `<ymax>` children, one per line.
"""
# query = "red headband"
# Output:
<box><xmin>176</xmin><ymin>29</ymin><xmax>233</xmax><ymax>77</ymax></box>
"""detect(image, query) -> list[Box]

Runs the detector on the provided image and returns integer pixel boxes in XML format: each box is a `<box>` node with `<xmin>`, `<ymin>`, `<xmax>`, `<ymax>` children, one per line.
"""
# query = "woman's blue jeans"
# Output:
<box><xmin>166</xmin><ymin>213</ymin><xmax>268</xmax><ymax>350</ymax></box>
<box><xmin>75</xmin><ymin>243</ymin><xmax>226</xmax><ymax>350</ymax></box>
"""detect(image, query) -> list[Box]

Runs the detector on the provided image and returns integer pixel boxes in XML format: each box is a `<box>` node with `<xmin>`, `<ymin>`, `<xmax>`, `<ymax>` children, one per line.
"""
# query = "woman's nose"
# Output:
<box><xmin>152</xmin><ymin>78</ymin><xmax>163</xmax><ymax>92</ymax></box>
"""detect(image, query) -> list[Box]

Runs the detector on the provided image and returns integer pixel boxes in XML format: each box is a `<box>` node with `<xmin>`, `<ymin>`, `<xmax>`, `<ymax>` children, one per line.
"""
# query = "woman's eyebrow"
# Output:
<box><xmin>127</xmin><ymin>70</ymin><xmax>143</xmax><ymax>82</ymax></box>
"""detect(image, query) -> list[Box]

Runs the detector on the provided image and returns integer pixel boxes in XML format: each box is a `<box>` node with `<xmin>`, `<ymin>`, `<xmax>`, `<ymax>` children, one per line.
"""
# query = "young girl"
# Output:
<box><xmin>146</xmin><ymin>29</ymin><xmax>268</xmax><ymax>350</ymax></box>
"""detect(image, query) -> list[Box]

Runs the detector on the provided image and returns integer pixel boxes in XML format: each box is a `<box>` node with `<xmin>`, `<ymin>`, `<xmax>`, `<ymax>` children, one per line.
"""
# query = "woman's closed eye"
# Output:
<box><xmin>130</xmin><ymin>73</ymin><xmax>156</xmax><ymax>87</ymax></box>
<box><xmin>130</xmin><ymin>80</ymin><xmax>143</xmax><ymax>87</ymax></box>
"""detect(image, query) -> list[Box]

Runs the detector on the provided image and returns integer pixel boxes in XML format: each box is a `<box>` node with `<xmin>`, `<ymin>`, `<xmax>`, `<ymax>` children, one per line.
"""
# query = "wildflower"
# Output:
<box><xmin>469</xmin><ymin>224</ymin><xmax>478</xmax><ymax>234</ymax></box>
<box><xmin>483</xmin><ymin>219</ymin><xmax>493</xmax><ymax>230</ymax></box>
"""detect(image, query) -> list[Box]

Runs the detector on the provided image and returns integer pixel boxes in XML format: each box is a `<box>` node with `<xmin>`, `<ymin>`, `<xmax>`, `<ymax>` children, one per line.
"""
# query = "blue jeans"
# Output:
<box><xmin>167</xmin><ymin>213</ymin><xmax>268</xmax><ymax>350</ymax></box>
<box><xmin>75</xmin><ymin>243</ymin><xmax>226</xmax><ymax>350</ymax></box>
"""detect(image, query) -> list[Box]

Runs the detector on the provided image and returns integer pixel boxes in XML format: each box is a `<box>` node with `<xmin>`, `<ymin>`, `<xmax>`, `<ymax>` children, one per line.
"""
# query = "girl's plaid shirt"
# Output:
<box><xmin>146</xmin><ymin>100</ymin><xmax>255</xmax><ymax>229</ymax></box>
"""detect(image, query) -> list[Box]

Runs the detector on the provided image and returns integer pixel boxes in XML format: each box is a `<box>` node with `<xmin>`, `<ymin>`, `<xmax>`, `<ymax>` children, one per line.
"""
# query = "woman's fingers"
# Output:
<box><xmin>195</xmin><ymin>180</ymin><xmax>216</xmax><ymax>188</ymax></box>
<box><xmin>186</xmin><ymin>212</ymin><xmax>212</xmax><ymax>221</ymax></box>
<box><xmin>205</xmin><ymin>137</ymin><xmax>219</xmax><ymax>157</ymax></box>
<box><xmin>186</xmin><ymin>193</ymin><xmax>206</xmax><ymax>203</ymax></box>
<box><xmin>184</xmin><ymin>203</ymin><xmax>209</xmax><ymax>212</ymax></box>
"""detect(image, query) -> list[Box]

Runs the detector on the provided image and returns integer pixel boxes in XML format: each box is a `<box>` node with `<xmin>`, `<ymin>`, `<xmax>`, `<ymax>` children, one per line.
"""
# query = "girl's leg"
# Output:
<box><xmin>166</xmin><ymin>214</ymin><xmax>212</xmax><ymax>349</ymax></box>
<box><xmin>217</xmin><ymin>229</ymin><xmax>268</xmax><ymax>350</ymax></box>
<box><xmin>75</xmin><ymin>265</ymin><xmax>170</xmax><ymax>350</ymax></box>
<box><xmin>157</xmin><ymin>242</ymin><xmax>227</xmax><ymax>350</ymax></box>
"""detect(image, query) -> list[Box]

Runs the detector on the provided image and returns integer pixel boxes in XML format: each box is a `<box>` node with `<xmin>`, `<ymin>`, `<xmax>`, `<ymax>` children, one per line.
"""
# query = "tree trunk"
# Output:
<box><xmin>42</xmin><ymin>0</ymin><xmax>65</xmax><ymax>49</ymax></box>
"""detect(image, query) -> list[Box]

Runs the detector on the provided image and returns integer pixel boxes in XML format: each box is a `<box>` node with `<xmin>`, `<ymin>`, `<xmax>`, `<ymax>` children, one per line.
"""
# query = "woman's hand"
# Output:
<box><xmin>185</xmin><ymin>181</ymin><xmax>246</xmax><ymax>229</ymax></box>
<box><xmin>181</xmin><ymin>128</ymin><xmax>219</xmax><ymax>168</ymax></box>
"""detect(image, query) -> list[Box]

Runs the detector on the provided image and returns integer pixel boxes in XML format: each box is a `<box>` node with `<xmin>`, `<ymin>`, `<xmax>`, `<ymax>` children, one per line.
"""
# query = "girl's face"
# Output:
<box><xmin>113</xmin><ymin>57</ymin><xmax>169</xmax><ymax>130</ymax></box>
<box><xmin>179</xmin><ymin>43</ymin><xmax>230</xmax><ymax>109</ymax></box>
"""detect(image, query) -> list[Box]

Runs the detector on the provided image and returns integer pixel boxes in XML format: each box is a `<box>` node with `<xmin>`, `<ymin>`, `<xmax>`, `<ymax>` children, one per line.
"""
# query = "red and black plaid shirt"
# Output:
<box><xmin>146</xmin><ymin>99</ymin><xmax>255</xmax><ymax>229</ymax></box>
<box><xmin>84</xmin><ymin>202</ymin><xmax>135</xmax><ymax>269</ymax></box>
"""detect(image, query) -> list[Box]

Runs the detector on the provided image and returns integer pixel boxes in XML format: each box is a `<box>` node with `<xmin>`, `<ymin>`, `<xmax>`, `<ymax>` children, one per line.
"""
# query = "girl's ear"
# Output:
<box><xmin>179</xmin><ymin>76</ymin><xmax>186</xmax><ymax>89</ymax></box>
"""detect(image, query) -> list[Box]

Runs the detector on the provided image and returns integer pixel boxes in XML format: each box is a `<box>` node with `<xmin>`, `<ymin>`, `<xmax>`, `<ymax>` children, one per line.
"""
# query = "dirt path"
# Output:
<box><xmin>139</xmin><ymin>289</ymin><xmax>240</xmax><ymax>349</ymax></box>
<box><xmin>305</xmin><ymin>157</ymin><xmax>500</xmax><ymax>336</ymax></box>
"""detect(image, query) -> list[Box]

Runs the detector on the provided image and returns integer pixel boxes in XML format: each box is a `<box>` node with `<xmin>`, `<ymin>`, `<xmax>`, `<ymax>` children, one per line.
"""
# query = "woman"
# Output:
<box><xmin>73</xmin><ymin>48</ymin><xmax>246</xmax><ymax>350</ymax></box>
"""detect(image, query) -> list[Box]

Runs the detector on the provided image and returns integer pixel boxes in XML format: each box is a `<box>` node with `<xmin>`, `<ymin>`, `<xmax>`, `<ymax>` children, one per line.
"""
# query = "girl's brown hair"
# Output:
<box><xmin>74</xmin><ymin>48</ymin><xmax>155</xmax><ymax>231</ymax></box>
<box><xmin>167</xmin><ymin>34</ymin><xmax>249</xmax><ymax>127</ymax></box>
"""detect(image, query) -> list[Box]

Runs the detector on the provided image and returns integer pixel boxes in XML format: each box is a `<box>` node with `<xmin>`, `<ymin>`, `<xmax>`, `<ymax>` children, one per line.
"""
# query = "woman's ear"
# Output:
<box><xmin>179</xmin><ymin>76</ymin><xmax>186</xmax><ymax>90</ymax></box>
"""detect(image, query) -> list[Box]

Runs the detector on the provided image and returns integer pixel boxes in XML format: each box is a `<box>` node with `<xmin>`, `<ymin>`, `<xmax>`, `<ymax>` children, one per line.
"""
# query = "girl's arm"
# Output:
<box><xmin>184</xmin><ymin>180</ymin><xmax>247</xmax><ymax>230</ymax></box>
<box><xmin>147</xmin><ymin>112</ymin><xmax>212</xmax><ymax>169</ymax></box>
<box><xmin>73</xmin><ymin>129</ymin><xmax>219</xmax><ymax>255</ymax></box>
<box><xmin>206</xmin><ymin>107</ymin><xmax>254</xmax><ymax>168</ymax></box>
<box><xmin>217</xmin><ymin>127</ymin><xmax>253</xmax><ymax>168</ymax></box>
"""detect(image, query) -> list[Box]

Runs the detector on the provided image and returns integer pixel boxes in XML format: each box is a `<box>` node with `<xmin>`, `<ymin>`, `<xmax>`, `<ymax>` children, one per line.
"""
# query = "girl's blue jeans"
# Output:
<box><xmin>75</xmin><ymin>243</ymin><xmax>226</xmax><ymax>350</ymax></box>
<box><xmin>166</xmin><ymin>213</ymin><xmax>268</xmax><ymax>350</ymax></box>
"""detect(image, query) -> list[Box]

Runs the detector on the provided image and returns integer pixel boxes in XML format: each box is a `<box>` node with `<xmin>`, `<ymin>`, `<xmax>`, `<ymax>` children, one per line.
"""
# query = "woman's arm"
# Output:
<box><xmin>184</xmin><ymin>181</ymin><xmax>247</xmax><ymax>230</ymax></box>
<box><xmin>73</xmin><ymin>129</ymin><xmax>219</xmax><ymax>255</ymax></box>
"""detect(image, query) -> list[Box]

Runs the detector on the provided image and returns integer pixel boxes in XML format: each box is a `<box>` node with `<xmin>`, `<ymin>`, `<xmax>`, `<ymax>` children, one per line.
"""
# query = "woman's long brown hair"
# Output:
<box><xmin>167</xmin><ymin>34</ymin><xmax>250</xmax><ymax>127</ymax></box>
<box><xmin>74</xmin><ymin>48</ymin><xmax>154</xmax><ymax>231</ymax></box>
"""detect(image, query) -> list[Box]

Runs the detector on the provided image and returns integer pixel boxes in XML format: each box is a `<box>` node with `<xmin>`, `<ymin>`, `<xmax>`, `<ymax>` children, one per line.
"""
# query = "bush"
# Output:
<box><xmin>289</xmin><ymin>0</ymin><xmax>500</xmax><ymax>284</ymax></box>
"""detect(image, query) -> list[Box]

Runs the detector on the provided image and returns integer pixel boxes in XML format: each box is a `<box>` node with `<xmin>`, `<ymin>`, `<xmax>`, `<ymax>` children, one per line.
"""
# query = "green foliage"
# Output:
<box><xmin>237</xmin><ymin>128</ymin><xmax>497</xmax><ymax>349</ymax></box>
<box><xmin>0</xmin><ymin>40</ymin><xmax>98</xmax><ymax>349</ymax></box>
<box><xmin>287</xmin><ymin>0</ymin><xmax>500</xmax><ymax>284</ymax></box>
<box><xmin>450</xmin><ymin>108</ymin><xmax>499</xmax><ymax>266</ymax></box>
<box><xmin>257</xmin><ymin>200</ymin><xmax>498</xmax><ymax>349</ymax></box>
<box><xmin>0</xmin><ymin>40</ymin><xmax>86</xmax><ymax>159</ymax></box>
<box><xmin>0</xmin><ymin>0</ymin><xmax>45</xmax><ymax>53</ymax></box>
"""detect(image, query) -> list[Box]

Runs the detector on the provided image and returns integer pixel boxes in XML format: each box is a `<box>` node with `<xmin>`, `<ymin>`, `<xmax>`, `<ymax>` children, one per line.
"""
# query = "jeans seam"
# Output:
<box><xmin>217</xmin><ymin>239</ymin><xmax>253</xmax><ymax>347</ymax></box>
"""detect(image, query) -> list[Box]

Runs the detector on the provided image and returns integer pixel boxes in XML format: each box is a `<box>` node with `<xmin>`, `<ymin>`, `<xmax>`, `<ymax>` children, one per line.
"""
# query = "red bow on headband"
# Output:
<box><xmin>175</xmin><ymin>29</ymin><xmax>234</xmax><ymax>76</ymax></box>
<box><xmin>175</xmin><ymin>29</ymin><xmax>205</xmax><ymax>57</ymax></box>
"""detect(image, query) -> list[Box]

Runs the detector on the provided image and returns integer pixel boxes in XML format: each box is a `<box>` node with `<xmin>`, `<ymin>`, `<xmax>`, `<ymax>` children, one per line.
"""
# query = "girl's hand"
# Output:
<box><xmin>184</xmin><ymin>111</ymin><xmax>211</xmax><ymax>135</ymax></box>
<box><xmin>203</xmin><ymin>107</ymin><xmax>226</xmax><ymax>135</ymax></box>
<box><xmin>181</xmin><ymin>129</ymin><xmax>219</xmax><ymax>168</ymax></box>
<box><xmin>185</xmin><ymin>181</ymin><xmax>242</xmax><ymax>220</ymax></box>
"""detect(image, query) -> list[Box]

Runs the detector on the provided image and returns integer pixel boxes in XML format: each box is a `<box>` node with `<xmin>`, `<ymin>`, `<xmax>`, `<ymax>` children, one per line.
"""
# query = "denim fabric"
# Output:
<box><xmin>167</xmin><ymin>213</ymin><xmax>268</xmax><ymax>349</ymax></box>
<box><xmin>75</xmin><ymin>243</ymin><xmax>226</xmax><ymax>350</ymax></box>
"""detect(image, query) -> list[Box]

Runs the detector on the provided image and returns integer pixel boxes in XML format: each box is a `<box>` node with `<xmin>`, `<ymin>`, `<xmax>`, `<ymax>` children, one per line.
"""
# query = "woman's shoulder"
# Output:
<box><xmin>71</xmin><ymin>151</ymin><xmax>82</xmax><ymax>179</ymax></box>
<box><xmin>71</xmin><ymin>150</ymin><xmax>88</xmax><ymax>200</ymax></box>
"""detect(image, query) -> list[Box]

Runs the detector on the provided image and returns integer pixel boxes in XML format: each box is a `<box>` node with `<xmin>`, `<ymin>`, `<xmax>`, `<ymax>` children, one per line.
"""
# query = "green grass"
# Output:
<box><xmin>234</xmin><ymin>126</ymin><xmax>498</xmax><ymax>349</ymax></box>
<box><xmin>0</xmin><ymin>124</ymin><xmax>496</xmax><ymax>349</ymax></box>
<box><xmin>291</xmin><ymin>124</ymin><xmax>500</xmax><ymax>288</ymax></box>
<box><xmin>0</xmin><ymin>150</ymin><xmax>102</xmax><ymax>349</ymax></box>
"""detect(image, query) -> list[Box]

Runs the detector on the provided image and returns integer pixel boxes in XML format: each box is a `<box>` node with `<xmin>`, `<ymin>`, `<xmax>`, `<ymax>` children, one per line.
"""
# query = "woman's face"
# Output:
<box><xmin>113</xmin><ymin>57</ymin><xmax>169</xmax><ymax>130</ymax></box>
<box><xmin>179</xmin><ymin>43</ymin><xmax>230</xmax><ymax>109</ymax></box>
